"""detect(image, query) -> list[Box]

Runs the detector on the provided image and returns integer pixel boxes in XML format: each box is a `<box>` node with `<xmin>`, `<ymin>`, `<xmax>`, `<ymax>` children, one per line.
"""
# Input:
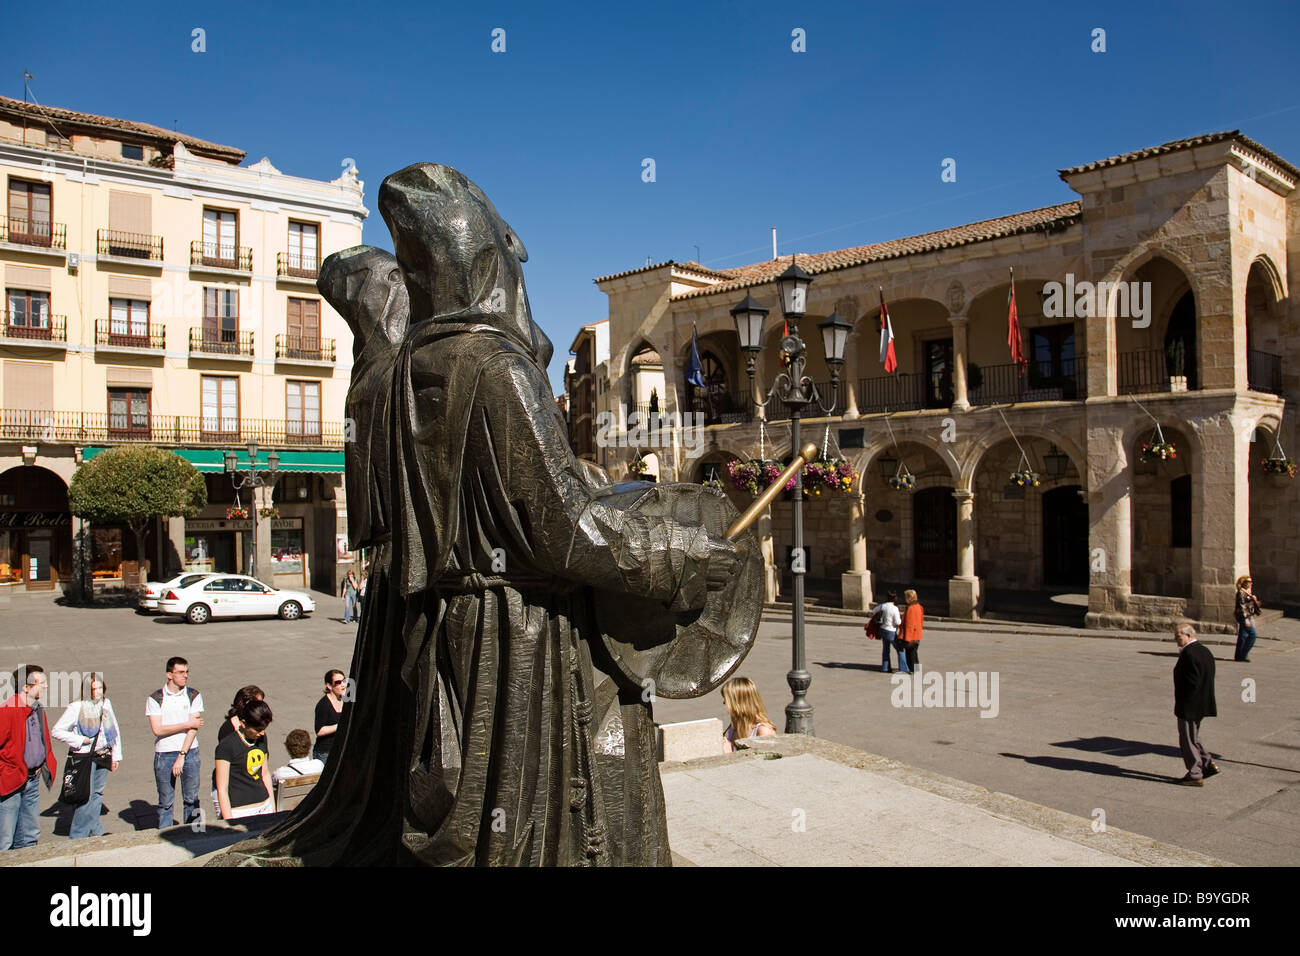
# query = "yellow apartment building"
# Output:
<box><xmin>0</xmin><ymin>95</ymin><xmax>366</xmax><ymax>592</ymax></box>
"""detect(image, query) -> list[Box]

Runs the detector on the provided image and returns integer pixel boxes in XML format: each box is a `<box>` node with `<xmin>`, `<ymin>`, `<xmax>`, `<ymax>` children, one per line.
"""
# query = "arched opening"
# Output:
<box><xmin>683</xmin><ymin>331</ymin><xmax>750</xmax><ymax>424</ymax></box>
<box><xmin>626</xmin><ymin>342</ymin><xmax>664</xmax><ymax>415</ymax></box>
<box><xmin>973</xmin><ymin>436</ymin><xmax>1086</xmax><ymax>602</ymax></box>
<box><xmin>1246</xmin><ymin>258</ymin><xmax>1284</xmax><ymax>394</ymax></box>
<box><xmin>1247</xmin><ymin>422</ymin><xmax>1295</xmax><ymax>605</ymax></box>
<box><xmin>0</xmin><ymin>465</ymin><xmax>74</xmax><ymax>590</ymax></box>
<box><xmin>912</xmin><ymin>487</ymin><xmax>956</xmax><ymax>580</ymax></box>
<box><xmin>1115</xmin><ymin>255</ymin><xmax>1198</xmax><ymax>395</ymax></box>
<box><xmin>855</xmin><ymin>298</ymin><xmax>950</xmax><ymax>413</ymax></box>
<box><xmin>1130</xmin><ymin>425</ymin><xmax>1193</xmax><ymax>598</ymax></box>
<box><xmin>968</xmin><ymin>280</ymin><xmax>1082</xmax><ymax>405</ymax></box>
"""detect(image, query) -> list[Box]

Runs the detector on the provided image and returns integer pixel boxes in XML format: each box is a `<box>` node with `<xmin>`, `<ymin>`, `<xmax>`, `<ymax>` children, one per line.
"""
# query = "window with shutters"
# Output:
<box><xmin>202</xmin><ymin>288</ymin><xmax>239</xmax><ymax>346</ymax></box>
<box><xmin>201</xmin><ymin>375</ymin><xmax>239</xmax><ymax>439</ymax></box>
<box><xmin>7</xmin><ymin>179</ymin><xmax>52</xmax><ymax>246</ymax></box>
<box><xmin>201</xmin><ymin>207</ymin><xmax>238</xmax><ymax>266</ymax></box>
<box><xmin>109</xmin><ymin>298</ymin><xmax>150</xmax><ymax>346</ymax></box>
<box><xmin>5</xmin><ymin>289</ymin><xmax>51</xmax><ymax>339</ymax></box>
<box><xmin>286</xmin><ymin>222</ymin><xmax>319</xmax><ymax>276</ymax></box>
<box><xmin>108</xmin><ymin>387</ymin><xmax>151</xmax><ymax>439</ymax></box>
<box><xmin>286</xmin><ymin>298</ymin><xmax>321</xmax><ymax>355</ymax></box>
<box><xmin>286</xmin><ymin>380</ymin><xmax>321</xmax><ymax>443</ymax></box>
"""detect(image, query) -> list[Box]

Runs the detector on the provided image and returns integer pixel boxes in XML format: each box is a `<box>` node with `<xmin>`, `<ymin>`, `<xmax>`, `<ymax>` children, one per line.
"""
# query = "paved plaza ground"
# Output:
<box><xmin>1</xmin><ymin>587</ymin><xmax>1297</xmax><ymax>865</ymax></box>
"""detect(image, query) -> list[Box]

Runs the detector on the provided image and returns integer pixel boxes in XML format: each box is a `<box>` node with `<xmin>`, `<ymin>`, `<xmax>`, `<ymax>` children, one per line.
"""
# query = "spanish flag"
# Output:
<box><xmin>1007</xmin><ymin>269</ymin><xmax>1027</xmax><ymax>368</ymax></box>
<box><xmin>879</xmin><ymin>289</ymin><xmax>898</xmax><ymax>374</ymax></box>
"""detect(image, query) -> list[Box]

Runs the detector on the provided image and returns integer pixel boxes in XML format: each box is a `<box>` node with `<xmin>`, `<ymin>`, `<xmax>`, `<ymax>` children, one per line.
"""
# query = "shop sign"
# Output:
<box><xmin>187</xmin><ymin>517</ymin><xmax>303</xmax><ymax>531</ymax></box>
<box><xmin>0</xmin><ymin>512</ymin><xmax>72</xmax><ymax>528</ymax></box>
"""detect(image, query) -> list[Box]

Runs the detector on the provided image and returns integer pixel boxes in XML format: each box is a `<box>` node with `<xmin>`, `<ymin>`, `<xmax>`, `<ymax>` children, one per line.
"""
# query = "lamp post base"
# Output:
<box><xmin>784</xmin><ymin>668</ymin><xmax>814</xmax><ymax>736</ymax></box>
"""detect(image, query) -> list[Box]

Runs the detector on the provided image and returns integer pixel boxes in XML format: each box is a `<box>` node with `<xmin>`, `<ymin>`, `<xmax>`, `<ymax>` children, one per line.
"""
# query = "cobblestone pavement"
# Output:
<box><xmin>2</xmin><ymin>589</ymin><xmax>1296</xmax><ymax>865</ymax></box>
<box><xmin>656</xmin><ymin>614</ymin><xmax>1300</xmax><ymax>866</ymax></box>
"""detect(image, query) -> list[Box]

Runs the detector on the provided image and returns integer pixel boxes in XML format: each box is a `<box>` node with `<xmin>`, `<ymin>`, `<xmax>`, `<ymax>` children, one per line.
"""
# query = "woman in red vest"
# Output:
<box><xmin>898</xmin><ymin>590</ymin><xmax>924</xmax><ymax>673</ymax></box>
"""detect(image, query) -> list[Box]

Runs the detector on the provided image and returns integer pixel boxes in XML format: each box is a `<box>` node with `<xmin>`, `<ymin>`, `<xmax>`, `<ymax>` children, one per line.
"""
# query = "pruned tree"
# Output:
<box><xmin>68</xmin><ymin>446</ymin><xmax>207</xmax><ymax>582</ymax></box>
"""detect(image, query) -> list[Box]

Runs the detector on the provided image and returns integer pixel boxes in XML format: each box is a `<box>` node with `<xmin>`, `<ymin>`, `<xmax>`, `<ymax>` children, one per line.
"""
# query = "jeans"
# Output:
<box><xmin>153</xmin><ymin>750</ymin><xmax>200</xmax><ymax>829</ymax></box>
<box><xmin>1235</xmin><ymin>622</ymin><xmax>1257</xmax><ymax>662</ymax></box>
<box><xmin>880</xmin><ymin>630</ymin><xmax>910</xmax><ymax>674</ymax></box>
<box><xmin>69</xmin><ymin>761</ymin><xmax>109</xmax><ymax>839</ymax></box>
<box><xmin>0</xmin><ymin>773</ymin><xmax>43</xmax><ymax>850</ymax></box>
<box><xmin>343</xmin><ymin>592</ymin><xmax>357</xmax><ymax>623</ymax></box>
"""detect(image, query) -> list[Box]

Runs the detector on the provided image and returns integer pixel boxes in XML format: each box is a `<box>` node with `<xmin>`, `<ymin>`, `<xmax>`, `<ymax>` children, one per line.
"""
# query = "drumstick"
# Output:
<box><xmin>725</xmin><ymin>442</ymin><xmax>820</xmax><ymax>540</ymax></box>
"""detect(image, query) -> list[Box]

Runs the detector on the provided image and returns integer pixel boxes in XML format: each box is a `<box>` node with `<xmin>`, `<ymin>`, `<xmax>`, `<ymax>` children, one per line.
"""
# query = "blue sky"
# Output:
<box><xmin>11</xmin><ymin>0</ymin><xmax>1300</xmax><ymax>391</ymax></box>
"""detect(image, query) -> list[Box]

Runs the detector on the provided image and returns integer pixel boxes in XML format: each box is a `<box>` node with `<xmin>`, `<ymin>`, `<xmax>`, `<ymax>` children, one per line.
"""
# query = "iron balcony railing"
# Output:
<box><xmin>189</xmin><ymin>328</ymin><xmax>255</xmax><ymax>356</ymax></box>
<box><xmin>1247</xmin><ymin>349</ymin><xmax>1282</xmax><ymax>395</ymax></box>
<box><xmin>275</xmin><ymin>334</ymin><xmax>336</xmax><ymax>363</ymax></box>
<box><xmin>276</xmin><ymin>251</ymin><xmax>320</xmax><ymax>279</ymax></box>
<box><xmin>1</xmin><ymin>311</ymin><xmax>67</xmax><ymax>342</ymax></box>
<box><xmin>0</xmin><ymin>216</ymin><xmax>66</xmax><ymax>249</ymax></box>
<box><xmin>95</xmin><ymin>318</ymin><xmax>165</xmax><ymax>350</ymax></box>
<box><xmin>689</xmin><ymin>388</ymin><xmax>755</xmax><ymax>426</ymax></box>
<box><xmin>970</xmin><ymin>360</ymin><xmax>1085</xmax><ymax>405</ymax></box>
<box><xmin>190</xmin><ymin>240</ymin><xmax>253</xmax><ymax>272</ymax></box>
<box><xmin>857</xmin><ymin>374</ymin><xmax>927</xmax><ymax>413</ymax></box>
<box><xmin>1118</xmin><ymin>349</ymin><xmax>1177</xmax><ymax>395</ymax></box>
<box><xmin>0</xmin><ymin>409</ymin><xmax>346</xmax><ymax>448</ymax></box>
<box><xmin>97</xmin><ymin>228</ymin><xmax>164</xmax><ymax>261</ymax></box>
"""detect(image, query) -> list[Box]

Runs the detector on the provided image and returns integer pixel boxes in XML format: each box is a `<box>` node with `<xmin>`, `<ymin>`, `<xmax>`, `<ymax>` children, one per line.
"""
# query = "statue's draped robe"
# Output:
<box><xmin>240</xmin><ymin>317</ymin><xmax>724</xmax><ymax>866</ymax></box>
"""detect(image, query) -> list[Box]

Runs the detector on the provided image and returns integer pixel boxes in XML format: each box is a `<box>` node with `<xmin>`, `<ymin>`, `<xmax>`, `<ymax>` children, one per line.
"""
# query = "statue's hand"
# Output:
<box><xmin>703</xmin><ymin>534</ymin><xmax>740</xmax><ymax>592</ymax></box>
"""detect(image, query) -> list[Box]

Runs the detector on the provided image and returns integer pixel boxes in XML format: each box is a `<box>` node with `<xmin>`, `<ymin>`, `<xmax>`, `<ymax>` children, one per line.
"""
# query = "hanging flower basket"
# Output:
<box><xmin>1009</xmin><ymin>469</ymin><xmax>1041</xmax><ymax>488</ymax></box>
<box><xmin>803</xmin><ymin>458</ymin><xmax>857</xmax><ymax>496</ymax></box>
<box><xmin>887</xmin><ymin>472</ymin><xmax>916</xmax><ymax>491</ymax></box>
<box><xmin>258</xmin><ymin>507</ymin><xmax>280</xmax><ymax>519</ymax></box>
<box><xmin>225</xmin><ymin>506</ymin><xmax>248</xmax><ymax>520</ymax></box>
<box><xmin>628</xmin><ymin>457</ymin><xmax>648</xmax><ymax>476</ymax></box>
<box><xmin>1140</xmin><ymin>441</ymin><xmax>1177</xmax><ymax>462</ymax></box>
<box><xmin>727</xmin><ymin>459</ymin><xmax>794</xmax><ymax>497</ymax></box>
<box><xmin>1262</xmin><ymin>457</ymin><xmax>1298</xmax><ymax>477</ymax></box>
<box><xmin>700</xmin><ymin>477</ymin><xmax>723</xmax><ymax>490</ymax></box>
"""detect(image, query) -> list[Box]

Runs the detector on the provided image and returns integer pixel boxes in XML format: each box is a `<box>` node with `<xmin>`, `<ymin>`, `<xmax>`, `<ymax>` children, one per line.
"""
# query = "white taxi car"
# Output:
<box><xmin>157</xmin><ymin>573</ymin><xmax>316</xmax><ymax>624</ymax></box>
<box><xmin>138</xmin><ymin>572</ymin><xmax>214</xmax><ymax>612</ymax></box>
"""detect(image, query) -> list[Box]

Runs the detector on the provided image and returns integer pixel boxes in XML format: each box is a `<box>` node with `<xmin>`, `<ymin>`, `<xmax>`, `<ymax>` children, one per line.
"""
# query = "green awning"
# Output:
<box><xmin>81</xmin><ymin>447</ymin><xmax>345</xmax><ymax>473</ymax></box>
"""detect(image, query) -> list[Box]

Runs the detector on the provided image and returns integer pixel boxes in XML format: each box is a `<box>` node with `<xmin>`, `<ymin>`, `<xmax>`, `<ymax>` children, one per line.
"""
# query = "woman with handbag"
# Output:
<box><xmin>1234</xmin><ymin>575</ymin><xmax>1262</xmax><ymax>662</ymax></box>
<box><xmin>51</xmin><ymin>674</ymin><xmax>122</xmax><ymax>840</ymax></box>
<box><xmin>870</xmin><ymin>592</ymin><xmax>907</xmax><ymax>674</ymax></box>
<box><xmin>898</xmin><ymin>589</ymin><xmax>925</xmax><ymax>674</ymax></box>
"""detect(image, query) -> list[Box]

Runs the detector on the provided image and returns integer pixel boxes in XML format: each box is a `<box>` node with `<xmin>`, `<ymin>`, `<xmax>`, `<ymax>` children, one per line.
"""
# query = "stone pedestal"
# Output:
<box><xmin>657</xmin><ymin>718</ymin><xmax>724</xmax><ymax>762</ymax></box>
<box><xmin>948</xmin><ymin>575</ymin><xmax>981</xmax><ymax>619</ymax></box>
<box><xmin>841</xmin><ymin>570</ymin><xmax>873</xmax><ymax>610</ymax></box>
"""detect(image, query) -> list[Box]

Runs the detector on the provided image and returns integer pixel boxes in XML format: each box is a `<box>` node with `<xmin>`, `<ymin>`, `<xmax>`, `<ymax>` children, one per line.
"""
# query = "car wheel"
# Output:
<box><xmin>279</xmin><ymin>601</ymin><xmax>302</xmax><ymax>621</ymax></box>
<box><xmin>186</xmin><ymin>603</ymin><xmax>210</xmax><ymax>625</ymax></box>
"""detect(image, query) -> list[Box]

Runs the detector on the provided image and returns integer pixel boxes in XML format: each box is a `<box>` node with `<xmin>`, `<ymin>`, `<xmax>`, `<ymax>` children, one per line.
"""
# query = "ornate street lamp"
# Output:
<box><xmin>878</xmin><ymin>453</ymin><xmax>898</xmax><ymax>479</ymax></box>
<box><xmin>225</xmin><ymin>444</ymin><xmax>279</xmax><ymax>580</ymax></box>
<box><xmin>732</xmin><ymin>259</ymin><xmax>841</xmax><ymax>736</ymax></box>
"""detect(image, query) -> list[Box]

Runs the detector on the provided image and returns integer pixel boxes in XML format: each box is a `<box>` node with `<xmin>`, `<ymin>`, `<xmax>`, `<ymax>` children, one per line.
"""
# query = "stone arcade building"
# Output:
<box><xmin>594</xmin><ymin>132</ymin><xmax>1298</xmax><ymax>633</ymax></box>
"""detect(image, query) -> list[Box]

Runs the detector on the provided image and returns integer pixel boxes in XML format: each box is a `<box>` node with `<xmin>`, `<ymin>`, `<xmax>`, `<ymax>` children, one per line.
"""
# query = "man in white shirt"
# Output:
<box><xmin>145</xmin><ymin>657</ymin><xmax>204</xmax><ymax>828</ymax></box>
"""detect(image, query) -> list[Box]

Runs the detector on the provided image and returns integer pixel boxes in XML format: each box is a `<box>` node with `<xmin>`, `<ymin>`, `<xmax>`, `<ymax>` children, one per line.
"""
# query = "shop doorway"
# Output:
<box><xmin>184</xmin><ymin>532</ymin><xmax>237</xmax><ymax>573</ymax></box>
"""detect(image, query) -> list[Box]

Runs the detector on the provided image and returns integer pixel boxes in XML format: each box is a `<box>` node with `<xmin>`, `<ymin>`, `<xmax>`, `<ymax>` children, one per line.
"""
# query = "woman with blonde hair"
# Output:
<box><xmin>1234</xmin><ymin>574</ymin><xmax>1262</xmax><ymax>662</ymax></box>
<box><xmin>720</xmin><ymin>676</ymin><xmax>777</xmax><ymax>752</ymax></box>
<box><xmin>51</xmin><ymin>673</ymin><xmax>122</xmax><ymax>839</ymax></box>
<box><xmin>897</xmin><ymin>589</ymin><xmax>924</xmax><ymax>673</ymax></box>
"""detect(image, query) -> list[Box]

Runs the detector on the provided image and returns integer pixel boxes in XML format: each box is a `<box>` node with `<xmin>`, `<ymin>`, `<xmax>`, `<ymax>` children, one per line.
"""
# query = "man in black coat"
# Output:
<box><xmin>1173</xmin><ymin>623</ymin><xmax>1219</xmax><ymax>786</ymax></box>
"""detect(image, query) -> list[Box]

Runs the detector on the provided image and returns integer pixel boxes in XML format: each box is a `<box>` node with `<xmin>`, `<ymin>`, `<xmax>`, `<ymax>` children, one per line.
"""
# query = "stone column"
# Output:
<box><xmin>1087</xmin><ymin>289</ymin><xmax>1117</xmax><ymax>398</ymax></box>
<box><xmin>166</xmin><ymin>516</ymin><xmax>187</xmax><ymax>576</ymax></box>
<box><xmin>1085</xmin><ymin>422</ymin><xmax>1132</xmax><ymax>626</ymax></box>
<box><xmin>758</xmin><ymin>507</ymin><xmax>778</xmax><ymax>603</ymax></box>
<box><xmin>841</xmin><ymin>330</ymin><xmax>860</xmax><ymax>419</ymax></box>
<box><xmin>253</xmin><ymin>484</ymin><xmax>274</xmax><ymax>583</ymax></box>
<box><xmin>948</xmin><ymin>488</ymin><xmax>980</xmax><ymax>618</ymax></box>
<box><xmin>949</xmin><ymin>315</ymin><xmax>971</xmax><ymax>411</ymax></box>
<box><xmin>840</xmin><ymin>491</ymin><xmax>871</xmax><ymax>609</ymax></box>
<box><xmin>1193</xmin><ymin>410</ymin><xmax>1250</xmax><ymax>628</ymax></box>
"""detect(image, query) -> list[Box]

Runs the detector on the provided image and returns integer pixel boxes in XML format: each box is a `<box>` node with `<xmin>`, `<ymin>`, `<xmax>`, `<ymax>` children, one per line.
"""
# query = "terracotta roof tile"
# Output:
<box><xmin>1058</xmin><ymin>130</ymin><xmax>1300</xmax><ymax>181</ymax></box>
<box><xmin>594</xmin><ymin>259</ymin><xmax>738</xmax><ymax>284</ymax></box>
<box><xmin>0</xmin><ymin>94</ymin><xmax>245</xmax><ymax>162</ymax></box>
<box><xmin>670</xmin><ymin>202</ymin><xmax>1082</xmax><ymax>301</ymax></box>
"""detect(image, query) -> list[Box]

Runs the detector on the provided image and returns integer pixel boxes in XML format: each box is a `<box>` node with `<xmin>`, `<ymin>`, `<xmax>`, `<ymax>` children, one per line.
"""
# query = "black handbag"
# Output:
<box><xmin>58</xmin><ymin>726</ymin><xmax>101</xmax><ymax>806</ymax></box>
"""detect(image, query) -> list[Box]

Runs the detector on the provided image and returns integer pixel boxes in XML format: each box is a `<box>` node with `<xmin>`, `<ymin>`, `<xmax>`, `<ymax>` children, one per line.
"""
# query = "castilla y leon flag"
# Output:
<box><xmin>879</xmin><ymin>289</ymin><xmax>898</xmax><ymax>373</ymax></box>
<box><xmin>685</xmin><ymin>325</ymin><xmax>705</xmax><ymax>388</ymax></box>
<box><xmin>1007</xmin><ymin>271</ymin><xmax>1027</xmax><ymax>368</ymax></box>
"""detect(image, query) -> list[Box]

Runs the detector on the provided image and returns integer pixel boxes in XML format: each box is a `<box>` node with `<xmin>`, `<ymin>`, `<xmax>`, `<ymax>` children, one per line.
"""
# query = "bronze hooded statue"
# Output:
<box><xmin>211</xmin><ymin>163</ymin><xmax>763</xmax><ymax>866</ymax></box>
